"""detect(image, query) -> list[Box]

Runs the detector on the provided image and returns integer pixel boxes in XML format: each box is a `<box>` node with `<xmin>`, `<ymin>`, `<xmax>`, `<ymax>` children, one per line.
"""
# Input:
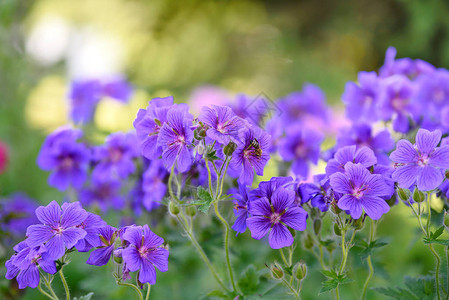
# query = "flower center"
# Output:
<box><xmin>434</xmin><ymin>89</ymin><xmax>445</xmax><ymax>103</ymax></box>
<box><xmin>270</xmin><ymin>212</ymin><xmax>282</xmax><ymax>224</ymax></box>
<box><xmin>295</xmin><ymin>143</ymin><xmax>307</xmax><ymax>158</ymax></box>
<box><xmin>391</xmin><ymin>97</ymin><xmax>407</xmax><ymax>111</ymax></box>
<box><xmin>109</xmin><ymin>148</ymin><xmax>123</xmax><ymax>163</ymax></box>
<box><xmin>60</xmin><ymin>157</ymin><xmax>74</xmax><ymax>170</ymax></box>
<box><xmin>217</xmin><ymin>123</ymin><xmax>226</xmax><ymax>133</ymax></box>
<box><xmin>417</xmin><ymin>154</ymin><xmax>429</xmax><ymax>166</ymax></box>
<box><xmin>52</xmin><ymin>226</ymin><xmax>64</xmax><ymax>235</ymax></box>
<box><xmin>352</xmin><ymin>187</ymin><xmax>366</xmax><ymax>199</ymax></box>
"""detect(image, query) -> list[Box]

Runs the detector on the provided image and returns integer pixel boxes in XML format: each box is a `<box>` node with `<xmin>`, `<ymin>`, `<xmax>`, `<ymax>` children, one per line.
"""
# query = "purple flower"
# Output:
<box><xmin>231</xmin><ymin>184</ymin><xmax>251</xmax><ymax>235</ymax></box>
<box><xmin>5</xmin><ymin>241</ymin><xmax>57</xmax><ymax>289</ymax></box>
<box><xmin>330</xmin><ymin>162</ymin><xmax>391</xmax><ymax>220</ymax></box>
<box><xmin>157</xmin><ymin>106</ymin><xmax>194</xmax><ymax>173</ymax></box>
<box><xmin>80</xmin><ymin>177</ymin><xmax>125</xmax><ymax>212</ymax></box>
<box><xmin>68</xmin><ymin>79</ymin><xmax>102</xmax><ymax>124</ymax></box>
<box><xmin>325</xmin><ymin>145</ymin><xmax>377</xmax><ymax>177</ymax></box>
<box><xmin>278</xmin><ymin>126</ymin><xmax>323</xmax><ymax>177</ymax></box>
<box><xmin>75</xmin><ymin>212</ymin><xmax>107</xmax><ymax>252</ymax></box>
<box><xmin>247</xmin><ymin>187</ymin><xmax>308</xmax><ymax>249</ymax></box>
<box><xmin>298</xmin><ymin>174</ymin><xmax>332</xmax><ymax>212</ymax></box>
<box><xmin>229</xmin><ymin>127</ymin><xmax>271</xmax><ymax>185</ymax></box>
<box><xmin>226</xmin><ymin>94</ymin><xmax>267</xmax><ymax>126</ymax></box>
<box><xmin>390</xmin><ymin>129</ymin><xmax>449</xmax><ymax>191</ymax></box>
<box><xmin>343</xmin><ymin>71</ymin><xmax>381</xmax><ymax>124</ymax></box>
<box><xmin>86</xmin><ymin>226</ymin><xmax>117</xmax><ymax>266</ymax></box>
<box><xmin>133</xmin><ymin>96</ymin><xmax>174</xmax><ymax>160</ymax></box>
<box><xmin>142</xmin><ymin>160</ymin><xmax>167</xmax><ymax>211</ymax></box>
<box><xmin>378</xmin><ymin>75</ymin><xmax>418</xmax><ymax>133</ymax></box>
<box><xmin>26</xmin><ymin>201</ymin><xmax>88</xmax><ymax>260</ymax></box>
<box><xmin>0</xmin><ymin>193</ymin><xmax>38</xmax><ymax>237</ymax></box>
<box><xmin>198</xmin><ymin>105</ymin><xmax>246</xmax><ymax>144</ymax></box>
<box><xmin>102</xmin><ymin>77</ymin><xmax>133</xmax><ymax>103</ymax></box>
<box><xmin>251</xmin><ymin>176</ymin><xmax>294</xmax><ymax>200</ymax></box>
<box><xmin>92</xmin><ymin>132</ymin><xmax>139</xmax><ymax>180</ymax></box>
<box><xmin>336</xmin><ymin>124</ymin><xmax>395</xmax><ymax>165</ymax></box>
<box><xmin>379</xmin><ymin>47</ymin><xmax>435</xmax><ymax>79</ymax></box>
<box><xmin>37</xmin><ymin>127</ymin><xmax>90</xmax><ymax>191</ymax></box>
<box><xmin>122</xmin><ymin>225</ymin><xmax>169</xmax><ymax>285</ymax></box>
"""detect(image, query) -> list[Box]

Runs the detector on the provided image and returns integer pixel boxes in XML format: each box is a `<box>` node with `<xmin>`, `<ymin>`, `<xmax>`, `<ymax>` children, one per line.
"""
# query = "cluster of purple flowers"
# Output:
<box><xmin>69</xmin><ymin>76</ymin><xmax>133</xmax><ymax>124</ymax></box>
<box><xmin>37</xmin><ymin>126</ymin><xmax>167</xmax><ymax>216</ymax></box>
<box><xmin>5</xmin><ymin>200</ymin><xmax>168</xmax><ymax>288</ymax></box>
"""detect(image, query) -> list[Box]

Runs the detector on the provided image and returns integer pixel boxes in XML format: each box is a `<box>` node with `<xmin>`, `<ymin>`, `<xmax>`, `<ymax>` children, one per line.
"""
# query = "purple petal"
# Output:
<box><xmin>123</xmin><ymin>226</ymin><xmax>143</xmax><ymax>247</ymax></box>
<box><xmin>86</xmin><ymin>246</ymin><xmax>114</xmax><ymax>266</ymax></box>
<box><xmin>417</xmin><ymin>165</ymin><xmax>444</xmax><ymax>191</ymax></box>
<box><xmin>5</xmin><ymin>259</ymin><xmax>20</xmax><ymax>280</ymax></box>
<box><xmin>429</xmin><ymin>146</ymin><xmax>449</xmax><ymax>169</ymax></box>
<box><xmin>329</xmin><ymin>172</ymin><xmax>352</xmax><ymax>194</ymax></box>
<box><xmin>62</xmin><ymin>227</ymin><xmax>87</xmax><ymax>248</ymax></box>
<box><xmin>177</xmin><ymin>145</ymin><xmax>192</xmax><ymax>173</ymax></box>
<box><xmin>362</xmin><ymin>196</ymin><xmax>390</xmax><ymax>220</ymax></box>
<box><xmin>45</xmin><ymin>235</ymin><xmax>66</xmax><ymax>260</ymax></box>
<box><xmin>61</xmin><ymin>202</ymin><xmax>88</xmax><ymax>228</ymax></box>
<box><xmin>345</xmin><ymin>162</ymin><xmax>371</xmax><ymax>189</ymax></box>
<box><xmin>354</xmin><ymin>147</ymin><xmax>377</xmax><ymax>167</ymax></box>
<box><xmin>268</xmin><ymin>224</ymin><xmax>294</xmax><ymax>249</ymax></box>
<box><xmin>392</xmin><ymin>164</ymin><xmax>420</xmax><ymax>189</ymax></box>
<box><xmin>338</xmin><ymin>195</ymin><xmax>363</xmax><ymax>219</ymax></box>
<box><xmin>335</xmin><ymin>145</ymin><xmax>356</xmax><ymax>164</ymax></box>
<box><xmin>17</xmin><ymin>265</ymin><xmax>39</xmax><ymax>289</ymax></box>
<box><xmin>142</xmin><ymin>225</ymin><xmax>164</xmax><ymax>248</ymax></box>
<box><xmin>248</xmin><ymin>198</ymin><xmax>271</xmax><ymax>216</ymax></box>
<box><xmin>416</xmin><ymin>129</ymin><xmax>441</xmax><ymax>155</ymax></box>
<box><xmin>147</xmin><ymin>248</ymin><xmax>169</xmax><ymax>272</ymax></box>
<box><xmin>26</xmin><ymin>225</ymin><xmax>54</xmax><ymax>248</ymax></box>
<box><xmin>38</xmin><ymin>259</ymin><xmax>57</xmax><ymax>274</ymax></box>
<box><xmin>139</xmin><ymin>259</ymin><xmax>157</xmax><ymax>285</ymax></box>
<box><xmin>271</xmin><ymin>188</ymin><xmax>295</xmax><ymax>213</ymax></box>
<box><xmin>122</xmin><ymin>246</ymin><xmax>142</xmax><ymax>272</ymax></box>
<box><xmin>281</xmin><ymin>206</ymin><xmax>308</xmax><ymax>231</ymax></box>
<box><xmin>246</xmin><ymin>216</ymin><xmax>271</xmax><ymax>240</ymax></box>
<box><xmin>389</xmin><ymin>140</ymin><xmax>418</xmax><ymax>163</ymax></box>
<box><xmin>35</xmin><ymin>201</ymin><xmax>61</xmax><ymax>227</ymax></box>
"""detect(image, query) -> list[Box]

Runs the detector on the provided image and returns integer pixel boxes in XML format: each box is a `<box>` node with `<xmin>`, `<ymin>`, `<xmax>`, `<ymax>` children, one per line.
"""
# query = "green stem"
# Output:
<box><xmin>407</xmin><ymin>199</ymin><xmax>427</xmax><ymax>236</ymax></box>
<box><xmin>279</xmin><ymin>248</ymin><xmax>289</xmax><ymax>266</ymax></box>
<box><xmin>336</xmin><ymin>229</ymin><xmax>356</xmax><ymax>299</ymax></box>
<box><xmin>216</xmin><ymin>158</ymin><xmax>230</xmax><ymax>201</ymax></box>
<box><xmin>59</xmin><ymin>269</ymin><xmax>70</xmax><ymax>300</ymax></box>
<box><xmin>446</xmin><ymin>246</ymin><xmax>449</xmax><ymax>300</ymax></box>
<box><xmin>145</xmin><ymin>284</ymin><xmax>151</xmax><ymax>300</ymax></box>
<box><xmin>175</xmin><ymin>214</ymin><xmax>229</xmax><ymax>292</ymax></box>
<box><xmin>281</xmin><ymin>277</ymin><xmax>301</xmax><ymax>300</ymax></box>
<box><xmin>204</xmin><ymin>158</ymin><xmax>214</xmax><ymax>198</ymax></box>
<box><xmin>43</xmin><ymin>274</ymin><xmax>59</xmax><ymax>300</ymax></box>
<box><xmin>426</xmin><ymin>192</ymin><xmax>441</xmax><ymax>300</ymax></box>
<box><xmin>361</xmin><ymin>220</ymin><xmax>376</xmax><ymax>300</ymax></box>
<box><xmin>38</xmin><ymin>282</ymin><xmax>56</xmax><ymax>300</ymax></box>
<box><xmin>116</xmin><ymin>281</ymin><xmax>143</xmax><ymax>300</ymax></box>
<box><xmin>213</xmin><ymin>201</ymin><xmax>238</xmax><ymax>293</ymax></box>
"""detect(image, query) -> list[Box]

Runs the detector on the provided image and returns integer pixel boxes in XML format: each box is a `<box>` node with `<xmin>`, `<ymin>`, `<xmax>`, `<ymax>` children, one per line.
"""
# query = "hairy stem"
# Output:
<box><xmin>116</xmin><ymin>281</ymin><xmax>143</xmax><ymax>300</ymax></box>
<box><xmin>361</xmin><ymin>219</ymin><xmax>376</xmax><ymax>300</ymax></box>
<box><xmin>426</xmin><ymin>192</ymin><xmax>441</xmax><ymax>300</ymax></box>
<box><xmin>38</xmin><ymin>281</ymin><xmax>56</xmax><ymax>300</ymax></box>
<box><xmin>145</xmin><ymin>284</ymin><xmax>151</xmax><ymax>300</ymax></box>
<box><xmin>59</xmin><ymin>269</ymin><xmax>70</xmax><ymax>300</ymax></box>
<box><xmin>281</xmin><ymin>277</ymin><xmax>301</xmax><ymax>300</ymax></box>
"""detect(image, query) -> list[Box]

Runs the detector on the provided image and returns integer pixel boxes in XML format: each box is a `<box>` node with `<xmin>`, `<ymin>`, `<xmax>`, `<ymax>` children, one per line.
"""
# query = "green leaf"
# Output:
<box><xmin>238</xmin><ymin>265</ymin><xmax>260</xmax><ymax>294</ymax></box>
<box><xmin>205</xmin><ymin>290</ymin><xmax>228</xmax><ymax>298</ymax></box>
<box><xmin>423</xmin><ymin>238</ymin><xmax>449</xmax><ymax>246</ymax></box>
<box><xmin>354</xmin><ymin>239</ymin><xmax>389</xmax><ymax>260</ymax></box>
<box><xmin>373</xmin><ymin>275</ymin><xmax>435</xmax><ymax>299</ymax></box>
<box><xmin>431</xmin><ymin>226</ymin><xmax>445</xmax><ymax>239</ymax></box>
<box><xmin>319</xmin><ymin>273</ymin><xmax>353</xmax><ymax>294</ymax></box>
<box><xmin>73</xmin><ymin>293</ymin><xmax>94</xmax><ymax>300</ymax></box>
<box><xmin>319</xmin><ymin>279</ymin><xmax>339</xmax><ymax>294</ymax></box>
<box><xmin>197</xmin><ymin>186</ymin><xmax>213</xmax><ymax>213</ymax></box>
<box><xmin>320</xmin><ymin>270</ymin><xmax>337</xmax><ymax>279</ymax></box>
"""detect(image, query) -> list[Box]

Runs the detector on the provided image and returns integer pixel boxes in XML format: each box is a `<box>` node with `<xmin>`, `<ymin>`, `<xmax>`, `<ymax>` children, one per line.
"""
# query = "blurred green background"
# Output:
<box><xmin>1</xmin><ymin>0</ymin><xmax>449</xmax><ymax>299</ymax></box>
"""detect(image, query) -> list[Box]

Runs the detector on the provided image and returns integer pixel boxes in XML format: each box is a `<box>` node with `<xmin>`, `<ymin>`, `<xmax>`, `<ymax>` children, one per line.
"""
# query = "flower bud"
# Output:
<box><xmin>303</xmin><ymin>233</ymin><xmax>314</xmax><ymax>249</ymax></box>
<box><xmin>334</xmin><ymin>223</ymin><xmax>341</xmax><ymax>236</ymax></box>
<box><xmin>186</xmin><ymin>206</ymin><xmax>196</xmax><ymax>217</ymax></box>
<box><xmin>194</xmin><ymin>143</ymin><xmax>205</xmax><ymax>156</ymax></box>
<box><xmin>352</xmin><ymin>217</ymin><xmax>364</xmax><ymax>230</ymax></box>
<box><xmin>169</xmin><ymin>201</ymin><xmax>180</xmax><ymax>216</ymax></box>
<box><xmin>413</xmin><ymin>188</ymin><xmax>425</xmax><ymax>203</ymax></box>
<box><xmin>313</xmin><ymin>219</ymin><xmax>322</xmax><ymax>236</ymax></box>
<box><xmin>224</xmin><ymin>142</ymin><xmax>237</xmax><ymax>156</ymax></box>
<box><xmin>397</xmin><ymin>188</ymin><xmax>411</xmax><ymax>201</ymax></box>
<box><xmin>331</xmin><ymin>203</ymin><xmax>342</xmax><ymax>215</ymax></box>
<box><xmin>270</xmin><ymin>263</ymin><xmax>284</xmax><ymax>280</ymax></box>
<box><xmin>294</xmin><ymin>261</ymin><xmax>307</xmax><ymax>281</ymax></box>
<box><xmin>113</xmin><ymin>248</ymin><xmax>123</xmax><ymax>264</ymax></box>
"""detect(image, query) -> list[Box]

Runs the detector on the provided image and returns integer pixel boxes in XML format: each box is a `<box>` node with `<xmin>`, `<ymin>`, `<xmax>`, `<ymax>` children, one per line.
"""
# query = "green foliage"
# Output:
<box><xmin>73</xmin><ymin>293</ymin><xmax>94</xmax><ymax>300</ymax></box>
<box><xmin>196</xmin><ymin>186</ymin><xmax>213</xmax><ymax>214</ymax></box>
<box><xmin>373</xmin><ymin>275</ymin><xmax>435</xmax><ymax>300</ymax></box>
<box><xmin>238</xmin><ymin>265</ymin><xmax>260</xmax><ymax>295</ymax></box>
<box><xmin>319</xmin><ymin>270</ymin><xmax>353</xmax><ymax>294</ymax></box>
<box><xmin>423</xmin><ymin>226</ymin><xmax>449</xmax><ymax>245</ymax></box>
<box><xmin>354</xmin><ymin>239</ymin><xmax>389</xmax><ymax>261</ymax></box>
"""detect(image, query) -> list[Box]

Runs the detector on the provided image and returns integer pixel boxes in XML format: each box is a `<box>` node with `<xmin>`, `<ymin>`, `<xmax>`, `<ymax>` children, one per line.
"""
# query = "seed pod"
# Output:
<box><xmin>169</xmin><ymin>201</ymin><xmax>180</xmax><ymax>216</ymax></box>
<box><xmin>294</xmin><ymin>261</ymin><xmax>307</xmax><ymax>281</ymax></box>
<box><xmin>303</xmin><ymin>233</ymin><xmax>314</xmax><ymax>249</ymax></box>
<box><xmin>331</xmin><ymin>204</ymin><xmax>342</xmax><ymax>215</ymax></box>
<box><xmin>224</xmin><ymin>142</ymin><xmax>237</xmax><ymax>156</ymax></box>
<box><xmin>352</xmin><ymin>217</ymin><xmax>364</xmax><ymax>230</ymax></box>
<box><xmin>270</xmin><ymin>263</ymin><xmax>284</xmax><ymax>280</ymax></box>
<box><xmin>412</xmin><ymin>188</ymin><xmax>425</xmax><ymax>203</ymax></box>
<box><xmin>397</xmin><ymin>188</ymin><xmax>411</xmax><ymax>201</ymax></box>
<box><xmin>334</xmin><ymin>223</ymin><xmax>342</xmax><ymax>236</ymax></box>
<box><xmin>313</xmin><ymin>219</ymin><xmax>322</xmax><ymax>235</ymax></box>
<box><xmin>186</xmin><ymin>206</ymin><xmax>196</xmax><ymax>217</ymax></box>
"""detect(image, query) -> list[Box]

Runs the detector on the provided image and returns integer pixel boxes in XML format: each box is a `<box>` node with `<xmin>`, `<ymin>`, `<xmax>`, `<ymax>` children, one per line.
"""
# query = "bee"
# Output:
<box><xmin>249</xmin><ymin>138</ymin><xmax>263</xmax><ymax>158</ymax></box>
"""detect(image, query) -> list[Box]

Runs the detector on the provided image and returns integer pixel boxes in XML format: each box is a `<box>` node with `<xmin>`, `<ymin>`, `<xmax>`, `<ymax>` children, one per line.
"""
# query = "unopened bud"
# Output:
<box><xmin>303</xmin><ymin>233</ymin><xmax>314</xmax><ymax>249</ymax></box>
<box><xmin>294</xmin><ymin>261</ymin><xmax>307</xmax><ymax>281</ymax></box>
<box><xmin>313</xmin><ymin>219</ymin><xmax>322</xmax><ymax>235</ymax></box>
<box><xmin>186</xmin><ymin>206</ymin><xmax>196</xmax><ymax>217</ymax></box>
<box><xmin>195</xmin><ymin>143</ymin><xmax>205</xmax><ymax>156</ymax></box>
<box><xmin>169</xmin><ymin>201</ymin><xmax>180</xmax><ymax>216</ymax></box>
<box><xmin>223</xmin><ymin>142</ymin><xmax>237</xmax><ymax>156</ymax></box>
<box><xmin>397</xmin><ymin>188</ymin><xmax>411</xmax><ymax>201</ymax></box>
<box><xmin>331</xmin><ymin>204</ymin><xmax>342</xmax><ymax>215</ymax></box>
<box><xmin>334</xmin><ymin>223</ymin><xmax>341</xmax><ymax>236</ymax></box>
<box><xmin>270</xmin><ymin>264</ymin><xmax>284</xmax><ymax>280</ymax></box>
<box><xmin>352</xmin><ymin>217</ymin><xmax>364</xmax><ymax>230</ymax></box>
<box><xmin>413</xmin><ymin>188</ymin><xmax>425</xmax><ymax>203</ymax></box>
<box><xmin>113</xmin><ymin>248</ymin><xmax>123</xmax><ymax>264</ymax></box>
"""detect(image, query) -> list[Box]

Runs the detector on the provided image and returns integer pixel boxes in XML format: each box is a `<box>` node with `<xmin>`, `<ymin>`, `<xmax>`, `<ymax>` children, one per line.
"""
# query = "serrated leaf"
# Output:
<box><xmin>373</xmin><ymin>275</ymin><xmax>435</xmax><ymax>300</ymax></box>
<box><xmin>205</xmin><ymin>290</ymin><xmax>228</xmax><ymax>298</ymax></box>
<box><xmin>238</xmin><ymin>265</ymin><xmax>260</xmax><ymax>294</ymax></box>
<box><xmin>319</xmin><ymin>273</ymin><xmax>353</xmax><ymax>294</ymax></box>
<box><xmin>431</xmin><ymin>226</ymin><xmax>445</xmax><ymax>239</ymax></box>
<box><xmin>423</xmin><ymin>238</ymin><xmax>449</xmax><ymax>246</ymax></box>
<box><xmin>73</xmin><ymin>293</ymin><xmax>94</xmax><ymax>300</ymax></box>
<box><xmin>320</xmin><ymin>270</ymin><xmax>337</xmax><ymax>279</ymax></box>
<box><xmin>197</xmin><ymin>186</ymin><xmax>213</xmax><ymax>213</ymax></box>
<box><xmin>319</xmin><ymin>279</ymin><xmax>339</xmax><ymax>294</ymax></box>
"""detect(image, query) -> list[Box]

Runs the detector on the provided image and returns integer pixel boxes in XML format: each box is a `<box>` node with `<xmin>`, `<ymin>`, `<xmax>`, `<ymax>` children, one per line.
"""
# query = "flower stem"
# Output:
<box><xmin>59</xmin><ymin>269</ymin><xmax>70</xmax><ymax>300</ymax></box>
<box><xmin>38</xmin><ymin>281</ymin><xmax>56</xmax><ymax>300</ymax></box>
<box><xmin>214</xmin><ymin>201</ymin><xmax>238</xmax><ymax>293</ymax></box>
<box><xmin>446</xmin><ymin>246</ymin><xmax>449</xmax><ymax>300</ymax></box>
<box><xmin>116</xmin><ymin>281</ymin><xmax>143</xmax><ymax>300</ymax></box>
<box><xmin>43</xmin><ymin>274</ymin><xmax>59</xmax><ymax>300</ymax></box>
<box><xmin>175</xmin><ymin>214</ymin><xmax>229</xmax><ymax>292</ymax></box>
<box><xmin>426</xmin><ymin>192</ymin><xmax>441</xmax><ymax>300</ymax></box>
<box><xmin>361</xmin><ymin>219</ymin><xmax>376</xmax><ymax>300</ymax></box>
<box><xmin>336</xmin><ymin>229</ymin><xmax>356</xmax><ymax>299</ymax></box>
<box><xmin>279</xmin><ymin>248</ymin><xmax>289</xmax><ymax>266</ymax></box>
<box><xmin>281</xmin><ymin>277</ymin><xmax>301</xmax><ymax>300</ymax></box>
<box><xmin>145</xmin><ymin>284</ymin><xmax>151</xmax><ymax>300</ymax></box>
